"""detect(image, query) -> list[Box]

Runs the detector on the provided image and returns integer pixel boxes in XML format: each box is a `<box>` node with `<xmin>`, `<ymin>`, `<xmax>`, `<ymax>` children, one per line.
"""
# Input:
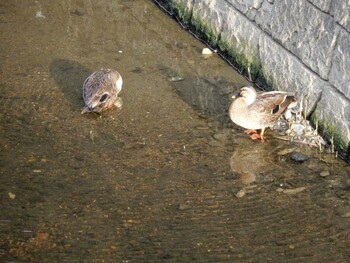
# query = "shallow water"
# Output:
<box><xmin>0</xmin><ymin>0</ymin><xmax>349</xmax><ymax>262</ymax></box>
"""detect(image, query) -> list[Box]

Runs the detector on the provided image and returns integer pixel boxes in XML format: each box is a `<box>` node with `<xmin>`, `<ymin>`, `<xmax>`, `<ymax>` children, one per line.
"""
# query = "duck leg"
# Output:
<box><xmin>244</xmin><ymin>129</ymin><xmax>257</xmax><ymax>135</ymax></box>
<box><xmin>244</xmin><ymin>129</ymin><xmax>261</xmax><ymax>140</ymax></box>
<box><xmin>259</xmin><ymin>128</ymin><xmax>266</xmax><ymax>142</ymax></box>
<box><xmin>244</xmin><ymin>129</ymin><xmax>266</xmax><ymax>141</ymax></box>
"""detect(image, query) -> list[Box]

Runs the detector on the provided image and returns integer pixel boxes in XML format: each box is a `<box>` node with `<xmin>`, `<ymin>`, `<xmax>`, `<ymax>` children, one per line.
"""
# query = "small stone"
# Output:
<box><xmin>8</xmin><ymin>192</ymin><xmax>16</xmax><ymax>199</ymax></box>
<box><xmin>35</xmin><ymin>11</ymin><xmax>46</xmax><ymax>19</ymax></box>
<box><xmin>320</xmin><ymin>171</ymin><xmax>330</xmax><ymax>177</ymax></box>
<box><xmin>235</xmin><ymin>189</ymin><xmax>246</xmax><ymax>198</ymax></box>
<box><xmin>283</xmin><ymin>187</ymin><xmax>307</xmax><ymax>195</ymax></box>
<box><xmin>202</xmin><ymin>48</ymin><xmax>213</xmax><ymax>55</ymax></box>
<box><xmin>290</xmin><ymin>152</ymin><xmax>309</xmax><ymax>162</ymax></box>
<box><xmin>291</xmin><ymin>123</ymin><xmax>305</xmax><ymax>136</ymax></box>
<box><xmin>168</xmin><ymin>76</ymin><xmax>184</xmax><ymax>82</ymax></box>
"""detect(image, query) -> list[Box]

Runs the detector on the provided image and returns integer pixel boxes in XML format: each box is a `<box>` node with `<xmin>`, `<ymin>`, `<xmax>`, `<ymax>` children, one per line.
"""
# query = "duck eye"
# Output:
<box><xmin>272</xmin><ymin>104</ymin><xmax>280</xmax><ymax>114</ymax></box>
<box><xmin>100</xmin><ymin>93</ymin><xmax>108</xmax><ymax>102</ymax></box>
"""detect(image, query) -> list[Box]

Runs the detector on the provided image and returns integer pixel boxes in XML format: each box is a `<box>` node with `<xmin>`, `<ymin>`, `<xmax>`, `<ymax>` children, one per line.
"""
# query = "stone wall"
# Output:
<box><xmin>166</xmin><ymin>0</ymin><xmax>350</xmax><ymax>156</ymax></box>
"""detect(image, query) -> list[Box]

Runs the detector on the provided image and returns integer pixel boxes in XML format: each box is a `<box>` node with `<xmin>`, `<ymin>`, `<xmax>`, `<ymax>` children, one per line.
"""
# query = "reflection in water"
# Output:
<box><xmin>1</xmin><ymin>0</ymin><xmax>349</xmax><ymax>262</ymax></box>
<box><xmin>230</xmin><ymin>140</ymin><xmax>281</xmax><ymax>185</ymax></box>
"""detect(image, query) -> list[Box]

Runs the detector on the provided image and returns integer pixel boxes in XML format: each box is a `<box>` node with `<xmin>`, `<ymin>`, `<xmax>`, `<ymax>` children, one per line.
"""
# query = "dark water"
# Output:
<box><xmin>0</xmin><ymin>0</ymin><xmax>349</xmax><ymax>262</ymax></box>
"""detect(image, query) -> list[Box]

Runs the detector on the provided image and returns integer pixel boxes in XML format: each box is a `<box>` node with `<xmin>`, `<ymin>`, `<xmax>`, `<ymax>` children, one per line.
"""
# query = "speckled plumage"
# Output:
<box><xmin>81</xmin><ymin>69</ymin><xmax>123</xmax><ymax>114</ymax></box>
<box><xmin>229</xmin><ymin>86</ymin><xmax>296</xmax><ymax>140</ymax></box>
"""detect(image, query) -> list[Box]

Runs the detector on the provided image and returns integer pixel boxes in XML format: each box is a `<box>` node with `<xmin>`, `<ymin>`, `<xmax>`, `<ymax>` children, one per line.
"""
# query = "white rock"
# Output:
<box><xmin>291</xmin><ymin>123</ymin><xmax>305</xmax><ymax>135</ymax></box>
<box><xmin>202</xmin><ymin>47</ymin><xmax>213</xmax><ymax>55</ymax></box>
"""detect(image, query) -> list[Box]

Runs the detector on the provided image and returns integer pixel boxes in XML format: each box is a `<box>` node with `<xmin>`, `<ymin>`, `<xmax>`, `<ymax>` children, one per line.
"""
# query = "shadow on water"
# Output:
<box><xmin>49</xmin><ymin>59</ymin><xmax>92</xmax><ymax>112</ymax></box>
<box><xmin>157</xmin><ymin>64</ymin><xmax>242</xmax><ymax>126</ymax></box>
<box><xmin>2</xmin><ymin>0</ymin><xmax>350</xmax><ymax>262</ymax></box>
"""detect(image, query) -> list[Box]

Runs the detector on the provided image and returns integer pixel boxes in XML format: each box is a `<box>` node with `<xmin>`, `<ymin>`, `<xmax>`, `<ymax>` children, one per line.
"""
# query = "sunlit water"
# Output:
<box><xmin>0</xmin><ymin>0</ymin><xmax>349</xmax><ymax>261</ymax></box>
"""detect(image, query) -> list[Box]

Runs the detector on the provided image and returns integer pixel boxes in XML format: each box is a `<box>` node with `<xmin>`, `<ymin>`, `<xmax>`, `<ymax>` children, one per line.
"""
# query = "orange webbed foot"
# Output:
<box><xmin>249</xmin><ymin>133</ymin><xmax>261</xmax><ymax>140</ymax></box>
<box><xmin>244</xmin><ymin>129</ymin><xmax>257</xmax><ymax>135</ymax></box>
<box><xmin>244</xmin><ymin>129</ymin><xmax>266</xmax><ymax>142</ymax></box>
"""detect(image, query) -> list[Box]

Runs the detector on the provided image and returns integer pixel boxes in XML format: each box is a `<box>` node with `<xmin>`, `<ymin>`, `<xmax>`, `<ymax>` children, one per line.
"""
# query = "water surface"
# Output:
<box><xmin>0</xmin><ymin>0</ymin><xmax>349</xmax><ymax>262</ymax></box>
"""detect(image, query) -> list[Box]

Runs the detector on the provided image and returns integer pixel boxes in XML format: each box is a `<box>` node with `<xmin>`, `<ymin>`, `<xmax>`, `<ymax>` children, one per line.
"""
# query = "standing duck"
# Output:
<box><xmin>81</xmin><ymin>68</ymin><xmax>123</xmax><ymax>114</ymax></box>
<box><xmin>229</xmin><ymin>86</ymin><xmax>297</xmax><ymax>141</ymax></box>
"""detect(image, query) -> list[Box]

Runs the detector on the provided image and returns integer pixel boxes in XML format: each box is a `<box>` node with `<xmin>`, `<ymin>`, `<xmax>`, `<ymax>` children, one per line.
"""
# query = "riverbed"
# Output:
<box><xmin>0</xmin><ymin>0</ymin><xmax>349</xmax><ymax>261</ymax></box>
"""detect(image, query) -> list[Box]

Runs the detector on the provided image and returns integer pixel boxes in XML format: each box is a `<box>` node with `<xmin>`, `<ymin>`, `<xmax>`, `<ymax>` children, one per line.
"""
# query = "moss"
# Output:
<box><xmin>166</xmin><ymin>0</ymin><xmax>277</xmax><ymax>89</ymax></box>
<box><xmin>310</xmin><ymin>113</ymin><xmax>348</xmax><ymax>156</ymax></box>
<box><xmin>170</xmin><ymin>1</ymin><xmax>192</xmax><ymax>25</ymax></box>
<box><xmin>191</xmin><ymin>16</ymin><xmax>220</xmax><ymax>45</ymax></box>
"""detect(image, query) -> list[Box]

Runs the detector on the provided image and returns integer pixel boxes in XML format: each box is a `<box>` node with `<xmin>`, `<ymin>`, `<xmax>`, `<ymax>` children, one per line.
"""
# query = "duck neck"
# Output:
<box><xmin>245</xmin><ymin>89</ymin><xmax>256</xmax><ymax>105</ymax></box>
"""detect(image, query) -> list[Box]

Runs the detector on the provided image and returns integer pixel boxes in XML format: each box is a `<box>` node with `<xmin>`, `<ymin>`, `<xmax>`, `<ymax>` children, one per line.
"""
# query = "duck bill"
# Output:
<box><xmin>231</xmin><ymin>90</ymin><xmax>241</xmax><ymax>99</ymax></box>
<box><xmin>81</xmin><ymin>106</ymin><xmax>91</xmax><ymax>114</ymax></box>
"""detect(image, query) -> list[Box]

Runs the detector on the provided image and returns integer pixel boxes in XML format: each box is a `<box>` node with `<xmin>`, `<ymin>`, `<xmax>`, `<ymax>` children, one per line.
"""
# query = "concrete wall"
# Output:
<box><xmin>167</xmin><ymin>0</ymin><xmax>350</xmax><ymax>155</ymax></box>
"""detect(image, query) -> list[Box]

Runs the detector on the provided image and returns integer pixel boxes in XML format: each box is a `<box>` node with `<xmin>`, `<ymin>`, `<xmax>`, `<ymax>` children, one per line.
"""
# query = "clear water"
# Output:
<box><xmin>0</xmin><ymin>0</ymin><xmax>349</xmax><ymax>261</ymax></box>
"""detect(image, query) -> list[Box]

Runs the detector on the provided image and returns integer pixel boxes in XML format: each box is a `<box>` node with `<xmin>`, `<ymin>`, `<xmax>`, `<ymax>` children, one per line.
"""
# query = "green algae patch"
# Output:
<box><xmin>170</xmin><ymin>1</ymin><xmax>192</xmax><ymax>26</ymax></box>
<box><xmin>168</xmin><ymin>1</ymin><xmax>268</xmax><ymax>87</ymax></box>
<box><xmin>311</xmin><ymin>113</ymin><xmax>349</xmax><ymax>159</ymax></box>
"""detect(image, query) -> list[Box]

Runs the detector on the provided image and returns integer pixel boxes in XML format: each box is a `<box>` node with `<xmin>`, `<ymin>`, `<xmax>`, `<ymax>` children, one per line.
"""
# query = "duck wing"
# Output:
<box><xmin>256</xmin><ymin>91</ymin><xmax>296</xmax><ymax>116</ymax></box>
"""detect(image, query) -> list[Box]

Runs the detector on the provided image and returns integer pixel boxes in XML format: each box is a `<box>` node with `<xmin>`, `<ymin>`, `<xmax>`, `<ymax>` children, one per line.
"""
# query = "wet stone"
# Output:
<box><xmin>235</xmin><ymin>189</ymin><xmax>246</xmax><ymax>198</ymax></box>
<box><xmin>2</xmin><ymin>0</ymin><xmax>350</xmax><ymax>262</ymax></box>
<box><xmin>168</xmin><ymin>76</ymin><xmax>184</xmax><ymax>82</ymax></box>
<box><xmin>290</xmin><ymin>152</ymin><xmax>309</xmax><ymax>162</ymax></box>
<box><xmin>291</xmin><ymin>123</ymin><xmax>305</xmax><ymax>136</ymax></box>
<box><xmin>320</xmin><ymin>170</ymin><xmax>330</xmax><ymax>177</ymax></box>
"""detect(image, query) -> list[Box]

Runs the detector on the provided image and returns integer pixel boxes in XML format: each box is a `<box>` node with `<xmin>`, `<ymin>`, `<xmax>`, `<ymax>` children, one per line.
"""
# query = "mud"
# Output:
<box><xmin>0</xmin><ymin>0</ymin><xmax>349</xmax><ymax>262</ymax></box>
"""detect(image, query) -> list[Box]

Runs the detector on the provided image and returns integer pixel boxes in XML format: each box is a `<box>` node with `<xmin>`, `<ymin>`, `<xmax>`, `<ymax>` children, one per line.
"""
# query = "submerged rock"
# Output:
<box><xmin>168</xmin><ymin>76</ymin><xmax>184</xmax><ymax>82</ymax></box>
<box><xmin>290</xmin><ymin>152</ymin><xmax>309</xmax><ymax>162</ymax></box>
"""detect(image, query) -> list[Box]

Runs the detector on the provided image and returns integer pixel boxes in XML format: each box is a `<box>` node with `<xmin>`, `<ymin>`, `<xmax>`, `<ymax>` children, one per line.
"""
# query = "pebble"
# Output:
<box><xmin>168</xmin><ymin>76</ymin><xmax>184</xmax><ymax>82</ymax></box>
<box><xmin>202</xmin><ymin>48</ymin><xmax>213</xmax><ymax>55</ymax></box>
<box><xmin>35</xmin><ymin>11</ymin><xmax>46</xmax><ymax>19</ymax></box>
<box><xmin>319</xmin><ymin>171</ymin><xmax>330</xmax><ymax>177</ymax></box>
<box><xmin>291</xmin><ymin>123</ymin><xmax>305</xmax><ymax>136</ymax></box>
<box><xmin>290</xmin><ymin>152</ymin><xmax>309</xmax><ymax>162</ymax></box>
<box><xmin>282</xmin><ymin>187</ymin><xmax>307</xmax><ymax>195</ymax></box>
<box><xmin>8</xmin><ymin>192</ymin><xmax>16</xmax><ymax>199</ymax></box>
<box><xmin>235</xmin><ymin>189</ymin><xmax>246</xmax><ymax>198</ymax></box>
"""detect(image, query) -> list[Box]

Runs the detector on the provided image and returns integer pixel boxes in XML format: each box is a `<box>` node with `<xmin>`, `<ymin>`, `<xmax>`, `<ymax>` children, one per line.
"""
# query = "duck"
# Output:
<box><xmin>81</xmin><ymin>68</ymin><xmax>123</xmax><ymax>114</ymax></box>
<box><xmin>229</xmin><ymin>86</ymin><xmax>297</xmax><ymax>141</ymax></box>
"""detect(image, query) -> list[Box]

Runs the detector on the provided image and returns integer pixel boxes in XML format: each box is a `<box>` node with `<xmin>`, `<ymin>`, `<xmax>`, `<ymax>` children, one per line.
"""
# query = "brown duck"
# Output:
<box><xmin>81</xmin><ymin>69</ymin><xmax>123</xmax><ymax>114</ymax></box>
<box><xmin>229</xmin><ymin>86</ymin><xmax>297</xmax><ymax>140</ymax></box>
